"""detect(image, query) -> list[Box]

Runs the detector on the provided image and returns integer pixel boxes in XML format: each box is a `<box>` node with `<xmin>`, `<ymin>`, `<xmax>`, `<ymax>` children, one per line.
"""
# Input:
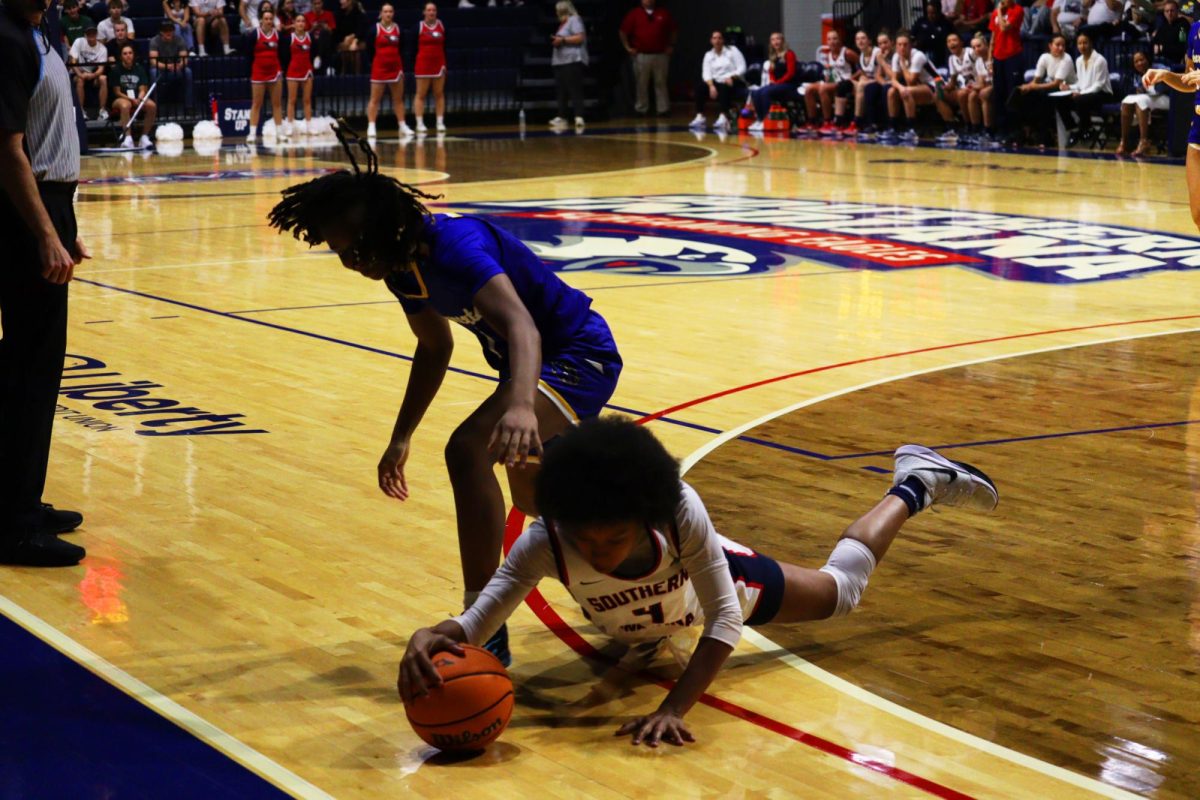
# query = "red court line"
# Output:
<box><xmin>503</xmin><ymin>510</ymin><xmax>975</xmax><ymax>800</ymax></box>
<box><xmin>639</xmin><ymin>313</ymin><xmax>1200</xmax><ymax>424</ymax></box>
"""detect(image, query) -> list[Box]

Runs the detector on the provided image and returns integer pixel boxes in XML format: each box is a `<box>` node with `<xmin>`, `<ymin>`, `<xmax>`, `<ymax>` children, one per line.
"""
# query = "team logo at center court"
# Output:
<box><xmin>450</xmin><ymin>195</ymin><xmax>1200</xmax><ymax>284</ymax></box>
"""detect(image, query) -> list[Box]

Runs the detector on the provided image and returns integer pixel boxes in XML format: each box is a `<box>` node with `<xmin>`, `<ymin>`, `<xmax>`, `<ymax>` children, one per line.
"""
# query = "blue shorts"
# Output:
<box><xmin>525</xmin><ymin>310</ymin><xmax>623</xmax><ymax>424</ymax></box>
<box><xmin>722</xmin><ymin>541</ymin><xmax>786</xmax><ymax>626</ymax></box>
<box><xmin>1189</xmin><ymin>111</ymin><xmax>1200</xmax><ymax>147</ymax></box>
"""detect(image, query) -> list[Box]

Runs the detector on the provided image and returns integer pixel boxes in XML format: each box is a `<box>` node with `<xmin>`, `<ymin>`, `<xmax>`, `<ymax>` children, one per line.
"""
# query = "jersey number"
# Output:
<box><xmin>632</xmin><ymin>602</ymin><xmax>665</xmax><ymax>624</ymax></box>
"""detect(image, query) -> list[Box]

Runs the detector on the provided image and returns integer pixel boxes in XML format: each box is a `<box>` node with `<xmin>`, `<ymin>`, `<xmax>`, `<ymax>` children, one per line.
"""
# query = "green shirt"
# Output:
<box><xmin>111</xmin><ymin>62</ymin><xmax>148</xmax><ymax>98</ymax></box>
<box><xmin>62</xmin><ymin>15</ymin><xmax>90</xmax><ymax>48</ymax></box>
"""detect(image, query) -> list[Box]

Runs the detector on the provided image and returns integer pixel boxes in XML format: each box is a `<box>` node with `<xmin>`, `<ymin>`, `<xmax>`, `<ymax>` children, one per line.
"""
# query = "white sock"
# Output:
<box><xmin>463</xmin><ymin>590</ymin><xmax>481</xmax><ymax>609</ymax></box>
<box><xmin>436</xmin><ymin>116</ymin><xmax>444</xmax><ymax>125</ymax></box>
<box><xmin>818</xmin><ymin>538</ymin><xmax>877</xmax><ymax>617</ymax></box>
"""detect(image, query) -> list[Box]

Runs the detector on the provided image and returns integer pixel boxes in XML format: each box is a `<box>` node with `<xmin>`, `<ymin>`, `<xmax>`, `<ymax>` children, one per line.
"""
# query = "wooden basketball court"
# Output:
<box><xmin>4</xmin><ymin>124</ymin><xmax>1198</xmax><ymax>799</ymax></box>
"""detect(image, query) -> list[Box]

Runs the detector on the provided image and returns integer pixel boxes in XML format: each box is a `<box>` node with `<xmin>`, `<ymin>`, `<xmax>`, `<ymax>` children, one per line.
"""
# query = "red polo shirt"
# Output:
<box><xmin>620</xmin><ymin>6</ymin><xmax>677</xmax><ymax>54</ymax></box>
<box><xmin>989</xmin><ymin>3</ymin><xmax>1024</xmax><ymax>60</ymax></box>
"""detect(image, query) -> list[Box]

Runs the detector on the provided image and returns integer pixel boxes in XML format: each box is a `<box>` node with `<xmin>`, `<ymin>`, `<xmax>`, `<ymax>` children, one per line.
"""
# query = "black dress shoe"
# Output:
<box><xmin>40</xmin><ymin>503</ymin><xmax>83</xmax><ymax>534</ymax></box>
<box><xmin>0</xmin><ymin>533</ymin><xmax>86</xmax><ymax>567</ymax></box>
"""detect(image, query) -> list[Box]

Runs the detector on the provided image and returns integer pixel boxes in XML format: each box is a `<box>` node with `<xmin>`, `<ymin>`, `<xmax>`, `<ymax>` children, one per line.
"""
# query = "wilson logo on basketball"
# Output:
<box><xmin>429</xmin><ymin>716</ymin><xmax>504</xmax><ymax>748</ymax></box>
<box><xmin>452</xmin><ymin>195</ymin><xmax>1200</xmax><ymax>284</ymax></box>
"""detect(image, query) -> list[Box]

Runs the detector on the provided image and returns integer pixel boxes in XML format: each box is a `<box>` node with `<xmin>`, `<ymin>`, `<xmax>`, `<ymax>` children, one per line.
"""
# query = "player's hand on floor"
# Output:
<box><xmin>377</xmin><ymin>439</ymin><xmax>410</xmax><ymax>500</ymax></box>
<box><xmin>616</xmin><ymin>709</ymin><xmax>695</xmax><ymax>748</ymax></box>
<box><xmin>398</xmin><ymin>628</ymin><xmax>464</xmax><ymax>703</ymax></box>
<box><xmin>488</xmin><ymin>404</ymin><xmax>541</xmax><ymax>468</ymax></box>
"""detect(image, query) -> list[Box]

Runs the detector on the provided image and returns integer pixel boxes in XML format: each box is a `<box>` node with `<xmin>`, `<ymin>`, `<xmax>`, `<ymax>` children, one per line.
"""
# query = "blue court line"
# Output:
<box><xmin>0</xmin><ymin>613</ymin><xmax>291</xmax><ymax>800</ymax></box>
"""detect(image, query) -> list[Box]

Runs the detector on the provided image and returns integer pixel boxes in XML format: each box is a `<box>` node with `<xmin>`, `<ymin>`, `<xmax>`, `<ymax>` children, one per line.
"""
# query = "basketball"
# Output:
<box><xmin>405</xmin><ymin>644</ymin><xmax>514</xmax><ymax>751</ymax></box>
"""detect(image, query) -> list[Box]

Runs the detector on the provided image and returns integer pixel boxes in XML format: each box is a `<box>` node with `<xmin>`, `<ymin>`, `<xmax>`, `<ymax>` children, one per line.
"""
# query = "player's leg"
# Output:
<box><xmin>248</xmin><ymin>82</ymin><xmax>265</xmax><ymax>135</ymax></box>
<box><xmin>413</xmin><ymin>77</ymin><xmax>428</xmax><ymax>124</ymax></box>
<box><xmin>269</xmin><ymin>78</ymin><xmax>283</xmax><ymax>130</ymax></box>
<box><xmin>303</xmin><ymin>77</ymin><xmax>313</xmax><ymax>124</ymax></box>
<box><xmin>389</xmin><ymin>79</ymin><xmax>408</xmax><ymax>133</ymax></box>
<box><xmin>1187</xmin><ymin>144</ymin><xmax>1200</xmax><ymax>232</ymax></box>
<box><xmin>433</xmin><ymin>73</ymin><xmax>445</xmax><ymax>126</ymax></box>
<box><xmin>765</xmin><ymin>444</ymin><xmax>998</xmax><ymax>624</ymax></box>
<box><xmin>366</xmin><ymin>81</ymin><xmax>384</xmax><ymax>125</ymax></box>
<box><xmin>286</xmin><ymin>79</ymin><xmax>298</xmax><ymax>126</ymax></box>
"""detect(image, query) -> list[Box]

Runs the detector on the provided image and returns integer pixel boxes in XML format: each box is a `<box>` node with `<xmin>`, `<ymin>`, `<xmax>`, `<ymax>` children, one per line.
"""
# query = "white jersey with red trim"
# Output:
<box><xmin>453</xmin><ymin>482</ymin><xmax>746</xmax><ymax>648</ymax></box>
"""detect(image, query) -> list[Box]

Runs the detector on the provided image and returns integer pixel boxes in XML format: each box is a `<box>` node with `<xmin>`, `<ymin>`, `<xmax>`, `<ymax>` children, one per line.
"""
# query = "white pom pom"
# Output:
<box><xmin>191</xmin><ymin>120</ymin><xmax>222</xmax><ymax>140</ymax></box>
<box><xmin>155</xmin><ymin>122</ymin><xmax>184</xmax><ymax>141</ymax></box>
<box><xmin>193</xmin><ymin>138</ymin><xmax>222</xmax><ymax>156</ymax></box>
<box><xmin>262</xmin><ymin>118</ymin><xmax>276</xmax><ymax>139</ymax></box>
<box><xmin>156</xmin><ymin>140</ymin><xmax>185</xmax><ymax>157</ymax></box>
<box><xmin>308</xmin><ymin>116</ymin><xmax>336</xmax><ymax>136</ymax></box>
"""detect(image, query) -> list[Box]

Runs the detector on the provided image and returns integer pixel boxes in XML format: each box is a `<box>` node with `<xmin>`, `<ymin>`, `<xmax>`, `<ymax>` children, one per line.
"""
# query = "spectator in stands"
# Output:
<box><xmin>942</xmin><ymin>0</ymin><xmax>963</xmax><ymax>28</ymax></box>
<box><xmin>69</xmin><ymin>24</ymin><xmax>108</xmax><ymax>119</ymax></box>
<box><xmin>104</xmin><ymin>19</ymin><xmax>132</xmax><ymax>63</ymax></box>
<box><xmin>957</xmin><ymin>0</ymin><xmax>992</xmax><ymax>36</ymax></box>
<box><xmin>61</xmin><ymin>0</ymin><xmax>90</xmax><ymax>49</ymax></box>
<box><xmin>963</xmin><ymin>33</ymin><xmax>997</xmax><ymax>144</ymax></box>
<box><xmin>853</xmin><ymin>29</ymin><xmax>893</xmax><ymax>138</ymax></box>
<box><xmin>1153</xmin><ymin>1</ymin><xmax>1189</xmax><ymax>65</ymax></box>
<box><xmin>414</xmin><ymin>2</ymin><xmax>448</xmax><ymax>134</ymax></box>
<box><xmin>285</xmin><ymin>11</ymin><xmax>314</xmax><ymax>135</ymax></box>
<box><xmin>365</xmin><ymin>2</ymin><xmax>410</xmax><ymax>137</ymax></box>
<box><xmin>746</xmin><ymin>32</ymin><xmax>797</xmax><ymax>133</ymax></box>
<box><xmin>304</xmin><ymin>0</ymin><xmax>335</xmax><ymax>73</ymax></box>
<box><xmin>1052</xmin><ymin>0</ymin><xmax>1084</xmax><ymax>38</ymax></box>
<box><xmin>191</xmin><ymin>0</ymin><xmax>233</xmax><ymax>56</ymax></box>
<box><xmin>619</xmin><ymin>0</ymin><xmax>677</xmax><ymax>116</ymax></box>
<box><xmin>912</xmin><ymin>2</ymin><xmax>953</xmax><ymax>65</ymax></box>
<box><xmin>688</xmin><ymin>29</ymin><xmax>745</xmax><ymax>132</ymax></box>
<box><xmin>96</xmin><ymin>0</ymin><xmax>131</xmax><ymax>42</ymax></box>
<box><xmin>1079</xmin><ymin>0</ymin><xmax>1124</xmax><ymax>40</ymax></box>
<box><xmin>239</xmin><ymin>0</ymin><xmax>267</xmax><ymax>34</ymax></box>
<box><xmin>549</xmin><ymin>1</ymin><xmax>586</xmax><ymax>130</ymax></box>
<box><xmin>278</xmin><ymin>0</ymin><xmax>297</xmax><ymax>33</ymax></box>
<box><xmin>333</xmin><ymin>0</ymin><xmax>367</xmax><ymax>74</ymax></box>
<box><xmin>1022</xmin><ymin>0</ymin><xmax>1055</xmax><ymax>36</ymax></box>
<box><xmin>246</xmin><ymin>6</ymin><xmax>284</xmax><ymax>142</ymax></box>
<box><xmin>163</xmin><ymin>0</ymin><xmax>196</xmax><ymax>55</ymax></box>
<box><xmin>803</xmin><ymin>29</ymin><xmax>858</xmax><ymax>134</ymax></box>
<box><xmin>109</xmin><ymin>43</ymin><xmax>156</xmax><ymax>147</ymax></box>
<box><xmin>988</xmin><ymin>0</ymin><xmax>1023</xmax><ymax>140</ymax></box>
<box><xmin>87</xmin><ymin>0</ymin><xmax>125</xmax><ymax>25</ymax></box>
<box><xmin>1116</xmin><ymin>50</ymin><xmax>1168</xmax><ymax>154</ymax></box>
<box><xmin>149</xmin><ymin>19</ymin><xmax>194</xmax><ymax>109</ymax></box>
<box><xmin>1054</xmin><ymin>31</ymin><xmax>1112</xmax><ymax>139</ymax></box>
<box><xmin>1008</xmin><ymin>33</ymin><xmax>1076</xmax><ymax>147</ymax></box>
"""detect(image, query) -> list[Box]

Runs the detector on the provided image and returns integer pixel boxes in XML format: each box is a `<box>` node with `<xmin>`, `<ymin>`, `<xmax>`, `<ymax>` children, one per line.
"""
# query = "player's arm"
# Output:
<box><xmin>398</xmin><ymin>619</ymin><xmax>467</xmax><ymax>702</ymax></box>
<box><xmin>1146</xmin><ymin>67</ymin><xmax>1199</xmax><ymax>92</ymax></box>
<box><xmin>472</xmin><ymin>274</ymin><xmax>543</xmax><ymax>468</ymax></box>
<box><xmin>378</xmin><ymin>305</ymin><xmax>453</xmax><ymax>500</ymax></box>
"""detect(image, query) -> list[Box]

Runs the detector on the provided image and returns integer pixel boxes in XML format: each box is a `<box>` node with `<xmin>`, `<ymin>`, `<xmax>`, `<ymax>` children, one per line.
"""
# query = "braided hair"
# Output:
<box><xmin>267</xmin><ymin>120</ymin><xmax>442</xmax><ymax>271</ymax></box>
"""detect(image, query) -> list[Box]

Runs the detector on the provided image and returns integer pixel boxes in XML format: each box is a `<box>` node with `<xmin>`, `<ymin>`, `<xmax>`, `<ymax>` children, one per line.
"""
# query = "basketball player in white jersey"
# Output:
<box><xmin>399</xmin><ymin>417</ymin><xmax>999</xmax><ymax>747</ymax></box>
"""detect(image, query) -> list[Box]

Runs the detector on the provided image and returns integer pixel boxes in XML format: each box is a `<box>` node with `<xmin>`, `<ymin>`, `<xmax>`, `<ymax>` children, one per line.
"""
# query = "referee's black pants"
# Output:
<box><xmin>0</xmin><ymin>182</ymin><xmax>74</xmax><ymax>539</ymax></box>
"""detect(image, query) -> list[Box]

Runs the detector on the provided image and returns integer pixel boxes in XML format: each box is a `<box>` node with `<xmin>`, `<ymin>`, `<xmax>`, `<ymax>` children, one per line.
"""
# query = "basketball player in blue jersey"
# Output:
<box><xmin>1145</xmin><ymin>31</ymin><xmax>1200</xmax><ymax>231</ymax></box>
<box><xmin>268</xmin><ymin>127</ymin><xmax>622</xmax><ymax>666</ymax></box>
<box><xmin>399</xmin><ymin>417</ymin><xmax>999</xmax><ymax>747</ymax></box>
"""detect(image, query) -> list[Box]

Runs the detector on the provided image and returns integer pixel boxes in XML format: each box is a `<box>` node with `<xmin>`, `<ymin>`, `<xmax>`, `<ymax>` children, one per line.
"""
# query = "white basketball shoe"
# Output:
<box><xmin>892</xmin><ymin>445</ymin><xmax>999</xmax><ymax>511</ymax></box>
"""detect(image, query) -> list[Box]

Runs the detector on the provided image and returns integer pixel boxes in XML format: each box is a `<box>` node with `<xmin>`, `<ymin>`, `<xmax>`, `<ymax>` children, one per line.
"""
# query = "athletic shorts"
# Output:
<box><xmin>510</xmin><ymin>309</ymin><xmax>622</xmax><ymax>426</ymax></box>
<box><xmin>720</xmin><ymin>534</ymin><xmax>786</xmax><ymax>626</ymax></box>
<box><xmin>1188</xmin><ymin>111</ymin><xmax>1200</xmax><ymax>149</ymax></box>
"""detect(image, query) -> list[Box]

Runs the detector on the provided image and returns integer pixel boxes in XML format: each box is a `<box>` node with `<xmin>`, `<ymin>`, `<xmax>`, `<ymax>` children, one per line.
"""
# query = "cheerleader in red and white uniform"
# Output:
<box><xmin>247</xmin><ymin>7</ymin><xmax>285</xmax><ymax>143</ymax></box>
<box><xmin>366</xmin><ymin>2</ymin><xmax>412</xmax><ymax>138</ymax></box>
<box><xmin>285</xmin><ymin>12</ymin><xmax>315</xmax><ymax>136</ymax></box>
<box><xmin>412</xmin><ymin>2</ymin><xmax>446</xmax><ymax>133</ymax></box>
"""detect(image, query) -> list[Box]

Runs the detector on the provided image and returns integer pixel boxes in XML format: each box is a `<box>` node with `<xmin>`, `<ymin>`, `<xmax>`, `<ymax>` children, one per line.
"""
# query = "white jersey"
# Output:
<box><xmin>973</xmin><ymin>55</ymin><xmax>992</xmax><ymax>86</ymax></box>
<box><xmin>947</xmin><ymin>50</ymin><xmax>976</xmax><ymax>88</ymax></box>
<box><xmin>816</xmin><ymin>44</ymin><xmax>856</xmax><ymax>81</ymax></box>
<box><xmin>454</xmin><ymin>483</ymin><xmax>746</xmax><ymax>648</ymax></box>
<box><xmin>859</xmin><ymin>46</ymin><xmax>879</xmax><ymax>75</ymax></box>
<box><xmin>892</xmin><ymin>48</ymin><xmax>935</xmax><ymax>87</ymax></box>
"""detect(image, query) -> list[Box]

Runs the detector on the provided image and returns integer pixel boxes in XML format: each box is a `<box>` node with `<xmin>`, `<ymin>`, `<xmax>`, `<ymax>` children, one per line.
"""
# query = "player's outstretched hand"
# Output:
<box><xmin>378</xmin><ymin>439</ymin><xmax>411</xmax><ymax>500</ymax></box>
<box><xmin>616</xmin><ymin>709</ymin><xmax>695</xmax><ymax>748</ymax></box>
<box><xmin>1143</xmin><ymin>68</ymin><xmax>1169</xmax><ymax>88</ymax></box>
<box><xmin>488</xmin><ymin>403</ymin><xmax>541</xmax><ymax>468</ymax></box>
<box><xmin>398</xmin><ymin>628</ymin><xmax>465</xmax><ymax>703</ymax></box>
<box><xmin>1183</xmin><ymin>69</ymin><xmax>1200</xmax><ymax>88</ymax></box>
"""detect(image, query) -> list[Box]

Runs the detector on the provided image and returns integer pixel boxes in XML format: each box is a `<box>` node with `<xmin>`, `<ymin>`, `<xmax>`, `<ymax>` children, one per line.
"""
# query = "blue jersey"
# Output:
<box><xmin>1189</xmin><ymin>21</ymin><xmax>1200</xmax><ymax>106</ymax></box>
<box><xmin>385</xmin><ymin>214</ymin><xmax>595</xmax><ymax>373</ymax></box>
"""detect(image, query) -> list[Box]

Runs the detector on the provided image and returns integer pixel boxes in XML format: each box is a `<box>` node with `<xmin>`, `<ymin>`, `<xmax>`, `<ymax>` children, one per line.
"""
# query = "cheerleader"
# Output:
<box><xmin>366</xmin><ymin>2</ymin><xmax>412</xmax><ymax>138</ymax></box>
<box><xmin>247</xmin><ymin>7</ymin><xmax>285</xmax><ymax>143</ymax></box>
<box><xmin>285</xmin><ymin>13</ymin><xmax>314</xmax><ymax>136</ymax></box>
<box><xmin>412</xmin><ymin>2</ymin><xmax>446</xmax><ymax>133</ymax></box>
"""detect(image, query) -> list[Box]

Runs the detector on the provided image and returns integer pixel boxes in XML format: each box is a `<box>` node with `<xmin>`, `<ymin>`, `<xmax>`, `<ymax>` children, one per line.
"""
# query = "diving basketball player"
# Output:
<box><xmin>398</xmin><ymin>417</ymin><xmax>999</xmax><ymax>747</ymax></box>
<box><xmin>1145</xmin><ymin>31</ymin><xmax>1200</xmax><ymax>232</ymax></box>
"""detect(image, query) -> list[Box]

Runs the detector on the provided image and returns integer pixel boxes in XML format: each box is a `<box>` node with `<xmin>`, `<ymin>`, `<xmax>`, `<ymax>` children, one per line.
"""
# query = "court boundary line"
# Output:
<box><xmin>675</xmin><ymin>328</ymin><xmax>1197</xmax><ymax>800</ymax></box>
<box><xmin>0</xmin><ymin>594</ymin><xmax>334</xmax><ymax>800</ymax></box>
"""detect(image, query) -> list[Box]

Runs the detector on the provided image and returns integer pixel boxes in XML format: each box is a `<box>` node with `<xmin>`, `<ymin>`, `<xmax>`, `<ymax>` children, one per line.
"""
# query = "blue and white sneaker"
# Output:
<box><xmin>892</xmin><ymin>445</ymin><xmax>999</xmax><ymax>511</ymax></box>
<box><xmin>935</xmin><ymin>129</ymin><xmax>959</xmax><ymax>146</ymax></box>
<box><xmin>483</xmin><ymin>622</ymin><xmax>512</xmax><ymax>667</ymax></box>
<box><xmin>878</xmin><ymin>128</ymin><xmax>898</xmax><ymax>144</ymax></box>
<box><xmin>899</xmin><ymin>128</ymin><xmax>920</xmax><ymax>144</ymax></box>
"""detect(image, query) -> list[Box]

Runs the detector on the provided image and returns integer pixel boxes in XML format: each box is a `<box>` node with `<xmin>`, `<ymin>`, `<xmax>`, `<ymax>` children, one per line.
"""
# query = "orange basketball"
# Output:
<box><xmin>405</xmin><ymin>644</ymin><xmax>514</xmax><ymax>751</ymax></box>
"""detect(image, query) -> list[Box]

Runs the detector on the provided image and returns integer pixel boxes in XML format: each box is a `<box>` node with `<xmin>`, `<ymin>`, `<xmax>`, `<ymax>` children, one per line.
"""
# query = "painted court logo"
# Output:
<box><xmin>452</xmin><ymin>195</ymin><xmax>1200</xmax><ymax>284</ymax></box>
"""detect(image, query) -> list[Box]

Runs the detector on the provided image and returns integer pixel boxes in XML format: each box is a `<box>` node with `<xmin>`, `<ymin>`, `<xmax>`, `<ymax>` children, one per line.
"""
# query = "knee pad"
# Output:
<box><xmin>818</xmin><ymin>538</ymin><xmax>877</xmax><ymax>617</ymax></box>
